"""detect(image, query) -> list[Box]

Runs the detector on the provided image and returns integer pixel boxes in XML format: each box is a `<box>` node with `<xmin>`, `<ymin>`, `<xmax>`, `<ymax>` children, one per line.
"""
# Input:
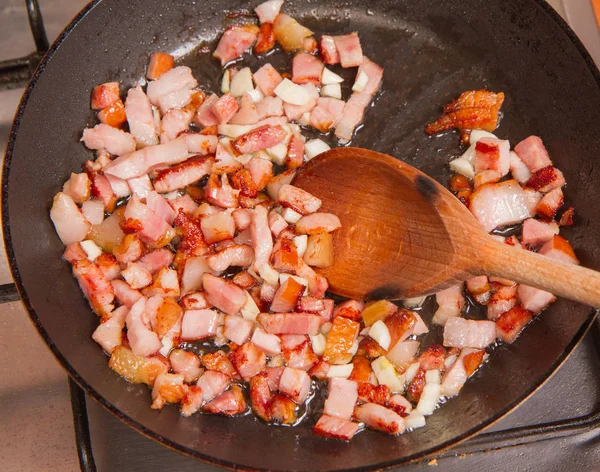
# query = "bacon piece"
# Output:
<box><xmin>270</xmin><ymin>394</ymin><xmax>297</xmax><ymax>424</ymax></box>
<box><xmin>180</xmin><ymin>292</ymin><xmax>209</xmax><ymax>310</ymax></box>
<box><xmin>514</xmin><ymin>136</ymin><xmax>553</xmax><ymax>172</ymax></box>
<box><xmin>254</xmin><ymin>22</ymin><xmax>276</xmax><ymax>55</ymax></box>
<box><xmin>308</xmin><ymin>358</ymin><xmax>330</xmax><ymax>379</ymax></box>
<box><xmin>470</xmin><ymin>180</ymin><xmax>541</xmax><ymax>232</ymax></box>
<box><xmin>81</xmin><ymin>199</ymin><xmax>105</xmax><ymax>226</ymax></box>
<box><xmin>142</xmin><ymin>267</ymin><xmax>180</xmax><ymax>298</ymax></box>
<box><xmin>169</xmin><ymin>195</ymin><xmax>199</xmax><ymax>216</ymax></box>
<box><xmin>147</xmin><ymin>52</ymin><xmax>174</xmax><ymax>80</ymax></box>
<box><xmin>150</xmin><ymin>373</ymin><xmax>187</xmax><ymax>409</ymax></box>
<box><xmin>285</xmin><ymin>135</ymin><xmax>305</xmax><ymax>169</ymax></box>
<box><xmin>50</xmin><ymin>193</ymin><xmax>91</xmax><ymax>245</ymax></box>
<box><xmin>212</xmin><ymin>93</ymin><xmax>239</xmax><ymax>125</ymax></box>
<box><xmin>251</xmin><ymin>327</ymin><xmax>282</xmax><ymax>356</ymax></box>
<box><xmin>385</xmin><ymin>310</ymin><xmax>417</xmax><ymax>349</ymax></box>
<box><xmin>124</xmin><ymin>297</ymin><xmax>161</xmax><ymax>356</ymax></box>
<box><xmin>474</xmin><ymin>138</ymin><xmax>510</xmax><ymax>176</ymax></box>
<box><xmin>323</xmin><ymin>378</ymin><xmax>358</xmax><ymax>420</ymax></box>
<box><xmin>332</xmin><ymin>300</ymin><xmax>365</xmax><ymax>322</ymax></box>
<box><xmin>432</xmin><ymin>284</ymin><xmax>465</xmax><ymax>325</ymax></box>
<box><xmin>295</xmin><ymin>213</ymin><xmax>341</xmax><ymax>235</ymax></box>
<box><xmin>539</xmin><ymin>235</ymin><xmax>579</xmax><ymax>265</ymax></box>
<box><xmin>230</xmin><ymin>342</ymin><xmax>267</xmax><ymax>381</ymax></box>
<box><xmin>487</xmin><ymin>283</ymin><xmax>518</xmax><ymax>321</ymax></box>
<box><xmin>323</xmin><ymin>316</ymin><xmax>360</xmax><ymax>363</ymax></box>
<box><xmin>213</xmin><ymin>25</ymin><xmax>259</xmax><ymax>66</ymax></box>
<box><xmin>356</xmin><ymin>337</ymin><xmax>386</xmax><ymax>360</ymax></box>
<box><xmin>203</xmin><ymin>385</ymin><xmax>247</xmax><ymax>416</ymax></box>
<box><xmin>417</xmin><ymin>344</ymin><xmax>446</xmax><ymax>371</ymax></box>
<box><xmin>72</xmin><ymin>259</ymin><xmax>114</xmax><ymax>316</ymax></box>
<box><xmin>92</xmin><ymin>305</ymin><xmax>128</xmax><ymax>354</ymax></box>
<box><xmin>185</xmin><ymin>133</ymin><xmax>217</xmax><ymax>156</ymax></box>
<box><xmin>91</xmin><ymin>82</ymin><xmax>120</xmax><ymax>110</ymax></box>
<box><xmin>357</xmin><ymin>382</ymin><xmax>390</xmax><ymax>406</ymax></box>
<box><xmin>356</xmin><ymin>56</ymin><xmax>384</xmax><ymax>95</ymax></box>
<box><xmin>295</xmin><ymin>260</ymin><xmax>329</xmax><ymax>298</ymax></box>
<box><xmin>333</xmin><ymin>33</ymin><xmax>363</xmax><ymax>68</ymax></box>
<box><xmin>495</xmin><ymin>305</ymin><xmax>533</xmax><ymax>343</ymax></box>
<box><xmin>466</xmin><ymin>276</ymin><xmax>491</xmax><ymax>305</ymax></box>
<box><xmin>146</xmin><ymin>191</ymin><xmax>176</xmax><ymax>225</ymax></box>
<box><xmin>279</xmin><ymin>367</ymin><xmax>311</xmax><ymax>403</ymax></box>
<box><xmin>232</xmin><ymin>124</ymin><xmax>288</xmax><ymax>154</ymax></box>
<box><xmin>444</xmin><ymin>90</ymin><xmax>503</xmax><ymax>112</ymax></box>
<box><xmin>292</xmin><ymin>52</ymin><xmax>324</xmax><ymax>85</ymax></box>
<box><xmin>319</xmin><ymin>36</ymin><xmax>340</xmax><ymax>64</ymax></box>
<box><xmin>277</xmin><ymin>184</ymin><xmax>321</xmax><ymax>215</ymax></box>
<box><xmin>310</xmin><ymin>97</ymin><xmax>345</xmax><ymax>131</ymax></box>
<box><xmin>440</xmin><ymin>348</ymin><xmax>474</xmax><ymax>397</ymax></box>
<box><xmin>256</xmin><ymin>96</ymin><xmax>284</xmax><ymax>120</ymax></box>
<box><xmin>349</xmin><ymin>355</ymin><xmax>373</xmax><ymax>383</ymax></box>
<box><xmin>121</xmin><ymin>262</ymin><xmax>152</xmax><ymax>289</ymax></box>
<box><xmin>406</xmin><ymin>368</ymin><xmax>426</xmax><ymax>402</ymax></box>
<box><xmin>281</xmin><ymin>335</ymin><xmax>318</xmax><ymax>370</ymax></box>
<box><xmin>526</xmin><ymin>166</ymin><xmax>565</xmax><ymax>193</ymax></box>
<box><xmin>253</xmin><ymin>63</ymin><xmax>284</xmax><ymax>97</ymax></box>
<box><xmin>509</xmin><ymin>151</ymin><xmax>532</xmax><ymax>184</ymax></box>
<box><xmin>160</xmin><ymin>108</ymin><xmax>193</xmax><ymax>143</ymax></box>
<box><xmin>258</xmin><ymin>313</ymin><xmax>324</xmax><ymax>335</ymax></box>
<box><xmin>270</xmin><ymin>277</ymin><xmax>304</xmax><ymax>313</ymax></box>
<box><xmin>354</xmin><ymin>403</ymin><xmax>405</xmax><ymax>435</ymax></box>
<box><xmin>270</xmin><ymin>237</ymin><xmax>299</xmax><ymax>273</ymax></box>
<box><xmin>536</xmin><ymin>187</ymin><xmax>564</xmax><ymax>219</ymax></box>
<box><xmin>123</xmin><ymin>196</ymin><xmax>171</xmax><ymax>244</ymax></box>
<box><xmin>335</xmin><ymin>92</ymin><xmax>372</xmax><ymax>143</ymax></box>
<box><xmin>81</xmin><ymin>124</ymin><xmax>136</xmax><ymax>156</ymax></box>
<box><xmin>198</xmin><ymin>370</ymin><xmax>231</xmax><ymax>403</ymax></box>
<box><xmin>229</xmin><ymin>94</ymin><xmax>260</xmax><ymax>125</ymax></box>
<box><xmin>246</xmin><ymin>157</ymin><xmax>273</xmax><ymax>191</ymax></box>
<box><xmin>388</xmin><ymin>394</ymin><xmax>412</xmax><ymax>417</ymax></box>
<box><xmin>202</xmin><ymin>350</ymin><xmax>240</xmax><ymax>380</ymax></box>
<box><xmin>63</xmin><ymin>242</ymin><xmax>87</xmax><ymax>264</ymax></box>
<box><xmin>111</xmin><ymin>279</ymin><xmax>142</xmax><ymax>307</ymax></box>
<box><xmin>443</xmin><ymin>318</ymin><xmax>497</xmax><ymax>349</ymax></box>
<box><xmin>63</xmin><ymin>173</ymin><xmax>91</xmax><ymax>205</ymax></box>
<box><xmin>138</xmin><ymin>248</ymin><xmax>174</xmax><ymax>274</ymax></box>
<box><xmin>205</xmin><ymin>174</ymin><xmax>239</xmax><ymax>209</ymax></box>
<box><xmin>169</xmin><ymin>349</ymin><xmax>202</xmax><ymax>383</ymax></box>
<box><xmin>88</xmin><ymin>171</ymin><xmax>117</xmax><ymax>213</ymax></box>
<box><xmin>521</xmin><ymin>218</ymin><xmax>559</xmax><ymax>248</ymax></box>
<box><xmin>124</xmin><ymin>86</ymin><xmax>158</xmax><ymax>148</ymax></box>
<box><xmin>224</xmin><ymin>315</ymin><xmax>254</xmax><ymax>345</ymax></box>
<box><xmin>268</xmin><ymin>210</ymin><xmax>288</xmax><ymax>238</ymax></box>
<box><xmin>559</xmin><ymin>207</ymin><xmax>575</xmax><ymax>227</ymax></box>
<box><xmin>254</xmin><ymin>0</ymin><xmax>283</xmax><ymax>24</ymax></box>
<box><xmin>199</xmin><ymin>274</ymin><xmax>245</xmax><ymax>316</ymax></box>
<box><xmin>181</xmin><ymin>308</ymin><xmax>220</xmax><ymax>341</ymax></box>
<box><xmin>251</xmin><ymin>205</ymin><xmax>274</xmax><ymax>271</ymax></box>
<box><xmin>195</xmin><ymin>94</ymin><xmax>220</xmax><ymax>127</ymax></box>
<box><xmin>146</xmin><ymin>66</ymin><xmax>198</xmax><ymax>106</ymax></box>
<box><xmin>314</xmin><ymin>415</ymin><xmax>359</xmax><ymax>441</ymax></box>
<box><xmin>205</xmin><ymin>245</ymin><xmax>254</xmax><ymax>273</ymax></box>
<box><xmin>249</xmin><ymin>371</ymin><xmax>274</xmax><ymax>421</ymax></box>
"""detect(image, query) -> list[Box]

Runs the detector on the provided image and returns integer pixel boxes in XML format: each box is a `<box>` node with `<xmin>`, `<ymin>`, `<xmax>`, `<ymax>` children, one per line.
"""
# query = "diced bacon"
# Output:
<box><xmin>249</xmin><ymin>371</ymin><xmax>274</xmax><ymax>421</ymax></box>
<box><xmin>270</xmin><ymin>237</ymin><xmax>300</xmax><ymax>272</ymax></box>
<box><xmin>314</xmin><ymin>415</ymin><xmax>359</xmax><ymax>441</ymax></box>
<box><xmin>514</xmin><ymin>135</ymin><xmax>552</xmax><ymax>172</ymax></box>
<box><xmin>270</xmin><ymin>393</ymin><xmax>297</xmax><ymax>423</ymax></box>
<box><xmin>145</xmin><ymin>191</ymin><xmax>176</xmax><ymax>225</ymax></box>
<box><xmin>104</xmin><ymin>136</ymin><xmax>189</xmax><ymax>180</ymax></box>
<box><xmin>157</xmin><ymin>88</ymin><xmax>193</xmax><ymax>114</ymax></box>
<box><xmin>251</xmin><ymin>327</ymin><xmax>282</xmax><ymax>356</ymax></box>
<box><xmin>333</xmin><ymin>33</ymin><xmax>363</xmax><ymax>68</ymax></box>
<box><xmin>125</xmin><ymin>298</ymin><xmax>161</xmax><ymax>356</ymax></box>
<box><xmin>169</xmin><ymin>349</ymin><xmax>202</xmax><ymax>383</ymax></box>
<box><xmin>356</xmin><ymin>56</ymin><xmax>384</xmax><ymax>95</ymax></box>
<box><xmin>246</xmin><ymin>157</ymin><xmax>273</xmax><ymax>190</ymax></box>
<box><xmin>230</xmin><ymin>209</ymin><xmax>251</xmax><ymax>232</ymax></box>
<box><xmin>386</xmin><ymin>340</ymin><xmax>419</xmax><ymax>371</ymax></box>
<box><xmin>232</xmin><ymin>124</ymin><xmax>288</xmax><ymax>154</ymax></box>
<box><xmin>283</xmin><ymin>83</ymin><xmax>319</xmax><ymax>121</ymax></box>
<box><xmin>91</xmin><ymin>82</ymin><xmax>120</xmax><ymax>110</ymax></box>
<box><xmin>536</xmin><ymin>187</ymin><xmax>564</xmax><ymax>219</ymax></box>
<box><xmin>292</xmin><ymin>52</ymin><xmax>324</xmax><ymax>85</ymax></box>
<box><xmin>357</xmin><ymin>382</ymin><xmax>391</xmax><ymax>406</ymax></box>
<box><xmin>323</xmin><ymin>316</ymin><xmax>360</xmax><ymax>363</ymax></box>
<box><xmin>356</xmin><ymin>337</ymin><xmax>386</xmax><ymax>359</ymax></box>
<box><xmin>230</xmin><ymin>342</ymin><xmax>267</xmax><ymax>381</ymax></box>
<box><xmin>539</xmin><ymin>235</ymin><xmax>579</xmax><ymax>265</ymax></box>
<box><xmin>432</xmin><ymin>284</ymin><xmax>465</xmax><ymax>325</ymax></box>
<box><xmin>267</xmin><ymin>366</ymin><xmax>284</xmax><ymax>390</ymax></box>
<box><xmin>150</xmin><ymin>296</ymin><xmax>182</xmax><ymax>339</ymax></box>
<box><xmin>203</xmin><ymin>273</ymin><xmax>247</xmax><ymax>315</ymax></box>
<box><xmin>487</xmin><ymin>284</ymin><xmax>518</xmax><ymax>321</ymax></box>
<box><xmin>443</xmin><ymin>317</ymin><xmax>497</xmax><ymax>349</ymax></box>
<box><xmin>526</xmin><ymin>166</ymin><xmax>566</xmax><ymax>193</ymax></box>
<box><xmin>142</xmin><ymin>267</ymin><xmax>180</xmax><ymax>298</ymax></box>
<box><xmin>278</xmin><ymin>184</ymin><xmax>321</xmax><ymax>215</ymax></box>
<box><xmin>313</xmin><ymin>97</ymin><xmax>345</xmax><ymax>128</ymax></box>
<box><xmin>180</xmin><ymin>386</ymin><xmax>203</xmax><ymax>417</ymax></box>
<box><xmin>202</xmin><ymin>350</ymin><xmax>240</xmax><ymax>380</ymax></box>
<box><xmin>153</xmin><ymin>156</ymin><xmax>214</xmax><ymax>193</ymax></box>
<box><xmin>271</xmin><ymin>277</ymin><xmax>305</xmax><ymax>312</ymax></box>
<box><xmin>125</xmin><ymin>86</ymin><xmax>158</xmax><ymax>147</ymax></box>
<box><xmin>286</xmin><ymin>135</ymin><xmax>305</xmax><ymax>169</ymax></box>
<box><xmin>197</xmin><ymin>370</ymin><xmax>231</xmax><ymax>402</ymax></box>
<box><xmin>137</xmin><ymin>248</ymin><xmax>174</xmax><ymax>275</ymax></box>
<box><xmin>168</xmin><ymin>194</ymin><xmax>199</xmax><ymax>216</ymax></box>
<box><xmin>180</xmin><ymin>292</ymin><xmax>209</xmax><ymax>310</ymax></box>
<box><xmin>256</xmin><ymin>96</ymin><xmax>284</xmax><ymax>120</ymax></box>
<box><xmin>72</xmin><ymin>259</ymin><xmax>114</xmax><ymax>315</ymax></box>
<box><xmin>386</xmin><ymin>395</ymin><xmax>411</xmax><ymax>418</ymax></box>
<box><xmin>255</xmin><ymin>0</ymin><xmax>283</xmax><ymax>24</ymax></box>
<box><xmin>309</xmin><ymin>105</ymin><xmax>336</xmax><ymax>132</ymax></box>
<box><xmin>331</xmin><ymin>300</ymin><xmax>363</xmax><ymax>322</ymax></box>
<box><xmin>62</xmin><ymin>173</ymin><xmax>91</xmax><ymax>204</ymax></box>
<box><xmin>469</xmin><ymin>180</ymin><xmax>541</xmax><ymax>232</ymax></box>
<box><xmin>213</xmin><ymin>144</ymin><xmax>242</xmax><ymax>176</ymax></box>
<box><xmin>185</xmin><ymin>134</ymin><xmax>217</xmax><ymax>156</ymax></box>
<box><xmin>230</xmin><ymin>94</ymin><xmax>260</xmax><ymax>125</ymax></box>
<box><xmin>295</xmin><ymin>260</ymin><xmax>329</xmax><ymax>298</ymax></box>
<box><xmin>253</xmin><ymin>63</ymin><xmax>284</xmax><ymax>97</ymax></box>
<box><xmin>98</xmin><ymin>98</ymin><xmax>127</xmax><ymax>128</ymax></box>
<box><xmin>266</xmin><ymin>169</ymin><xmax>296</xmax><ymax>201</ymax></box>
<box><xmin>205</xmin><ymin>245</ymin><xmax>254</xmax><ymax>272</ymax></box>
<box><xmin>258</xmin><ymin>313</ymin><xmax>324</xmax><ymax>335</ymax></box>
<box><xmin>123</xmin><ymin>196</ymin><xmax>171</xmax><ymax>244</ymax></box>
<box><xmin>473</xmin><ymin>169</ymin><xmax>502</xmax><ymax>189</ymax></box>
<box><xmin>254</xmin><ymin>22</ymin><xmax>276</xmax><ymax>55</ymax></box>
<box><xmin>251</xmin><ymin>205</ymin><xmax>274</xmax><ymax>271</ymax></box>
<box><xmin>81</xmin><ymin>124</ymin><xmax>136</xmax><ymax>156</ymax></box>
<box><xmin>151</xmin><ymin>373</ymin><xmax>187</xmax><ymax>409</ymax></box>
<box><xmin>324</xmin><ymin>378</ymin><xmax>358</xmax><ymax>420</ymax></box>
<box><xmin>509</xmin><ymin>151</ymin><xmax>532</xmax><ymax>184</ymax></box>
<box><xmin>521</xmin><ymin>218</ymin><xmax>559</xmax><ymax>247</ymax></box>
<box><xmin>205</xmin><ymin>174</ymin><xmax>240</xmax><ymax>208</ymax></box>
<box><xmin>111</xmin><ymin>279</ymin><xmax>142</xmax><ymax>307</ymax></box>
<box><xmin>295</xmin><ymin>213</ymin><xmax>342</xmax><ymax>235</ymax></box>
<box><xmin>212</xmin><ymin>93</ymin><xmax>239</xmax><ymax>124</ymax></box>
<box><xmin>195</xmin><ymin>94</ymin><xmax>220</xmax><ymax>127</ymax></box>
<box><xmin>282</xmin><ymin>338</ymin><xmax>317</xmax><ymax>370</ymax></box>
<box><xmin>319</xmin><ymin>36</ymin><xmax>340</xmax><ymax>65</ymax></box>
<box><xmin>466</xmin><ymin>276</ymin><xmax>491</xmax><ymax>305</ymax></box>
<box><xmin>203</xmin><ymin>385</ymin><xmax>247</xmax><ymax>416</ymax></box>
<box><xmin>92</xmin><ymin>305</ymin><xmax>128</xmax><ymax>354</ymax></box>
<box><xmin>279</xmin><ymin>367</ymin><xmax>311</xmax><ymax>403</ymax></box>
<box><xmin>440</xmin><ymin>348</ymin><xmax>476</xmax><ymax>397</ymax></box>
<box><xmin>121</xmin><ymin>262</ymin><xmax>152</xmax><ymax>289</ymax></box>
<box><xmin>224</xmin><ymin>315</ymin><xmax>254</xmax><ymax>345</ymax></box>
<box><xmin>181</xmin><ymin>308</ymin><xmax>221</xmax><ymax>340</ymax></box>
<box><xmin>335</xmin><ymin>92</ymin><xmax>372</xmax><ymax>143</ymax></box>
<box><xmin>88</xmin><ymin>171</ymin><xmax>117</xmax><ymax>212</ymax></box>
<box><xmin>213</xmin><ymin>24</ymin><xmax>259</xmax><ymax>66</ymax></box>
<box><xmin>474</xmin><ymin>138</ymin><xmax>510</xmax><ymax>176</ymax></box>
<box><xmin>559</xmin><ymin>207</ymin><xmax>575</xmax><ymax>227</ymax></box>
<box><xmin>147</xmin><ymin>52</ymin><xmax>174</xmax><ymax>80</ymax></box>
<box><xmin>146</xmin><ymin>66</ymin><xmax>198</xmax><ymax>106</ymax></box>
<box><xmin>81</xmin><ymin>199</ymin><xmax>105</xmax><ymax>226</ymax></box>
<box><xmin>354</xmin><ymin>403</ymin><xmax>405</xmax><ymax>435</ymax></box>
<box><xmin>268</xmin><ymin>211</ymin><xmax>288</xmax><ymax>238</ymax></box>
<box><xmin>495</xmin><ymin>305</ymin><xmax>533</xmax><ymax>343</ymax></box>
<box><xmin>63</xmin><ymin>242</ymin><xmax>87</xmax><ymax>264</ymax></box>
<box><xmin>416</xmin><ymin>344</ymin><xmax>446</xmax><ymax>371</ymax></box>
<box><xmin>385</xmin><ymin>310</ymin><xmax>417</xmax><ymax>348</ymax></box>
<box><xmin>105</xmin><ymin>174</ymin><xmax>130</xmax><ymax>199</ymax></box>
<box><xmin>200</xmin><ymin>211</ymin><xmax>236</xmax><ymax>245</ymax></box>
<box><xmin>160</xmin><ymin>108</ymin><xmax>193</xmax><ymax>143</ymax></box>
<box><xmin>126</xmin><ymin>174</ymin><xmax>153</xmax><ymax>200</ymax></box>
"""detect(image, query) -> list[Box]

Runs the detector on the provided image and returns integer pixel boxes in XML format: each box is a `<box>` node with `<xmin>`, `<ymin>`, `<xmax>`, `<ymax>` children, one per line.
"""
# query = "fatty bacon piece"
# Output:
<box><xmin>125</xmin><ymin>85</ymin><xmax>158</xmax><ymax>147</ymax></box>
<box><xmin>50</xmin><ymin>192</ymin><xmax>91</xmax><ymax>245</ymax></box>
<box><xmin>254</xmin><ymin>0</ymin><xmax>283</xmax><ymax>24</ymax></box>
<box><xmin>232</xmin><ymin>124</ymin><xmax>288</xmax><ymax>154</ymax></box>
<box><xmin>81</xmin><ymin>124</ymin><xmax>136</xmax><ymax>156</ymax></box>
<box><xmin>72</xmin><ymin>258</ymin><xmax>115</xmax><ymax>316</ymax></box>
<box><xmin>146</xmin><ymin>66</ymin><xmax>198</xmax><ymax>108</ymax></box>
<box><xmin>443</xmin><ymin>317</ymin><xmax>497</xmax><ymax>349</ymax></box>
<box><xmin>123</xmin><ymin>195</ymin><xmax>172</xmax><ymax>245</ymax></box>
<box><xmin>213</xmin><ymin>25</ymin><xmax>259</xmax><ymax>66</ymax></box>
<box><xmin>153</xmin><ymin>155</ymin><xmax>214</xmax><ymax>193</ymax></box>
<box><xmin>202</xmin><ymin>273</ymin><xmax>247</xmax><ymax>316</ymax></box>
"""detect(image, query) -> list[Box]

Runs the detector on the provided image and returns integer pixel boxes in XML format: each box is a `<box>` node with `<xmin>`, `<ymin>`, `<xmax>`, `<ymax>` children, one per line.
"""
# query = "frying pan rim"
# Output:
<box><xmin>2</xmin><ymin>0</ymin><xmax>599</xmax><ymax>470</ymax></box>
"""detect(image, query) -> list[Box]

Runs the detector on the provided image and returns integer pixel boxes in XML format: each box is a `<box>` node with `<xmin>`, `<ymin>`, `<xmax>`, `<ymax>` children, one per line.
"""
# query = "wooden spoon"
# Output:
<box><xmin>293</xmin><ymin>147</ymin><xmax>600</xmax><ymax>306</ymax></box>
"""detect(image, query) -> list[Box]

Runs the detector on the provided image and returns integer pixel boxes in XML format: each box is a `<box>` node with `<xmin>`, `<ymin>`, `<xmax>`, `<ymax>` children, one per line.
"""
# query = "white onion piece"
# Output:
<box><xmin>230</xmin><ymin>67</ymin><xmax>254</xmax><ymax>98</ymax></box>
<box><xmin>404</xmin><ymin>411</ymin><xmax>426</xmax><ymax>430</ymax></box>
<box><xmin>348</xmin><ymin>338</ymin><xmax>360</xmax><ymax>356</ymax></box>
<box><xmin>444</xmin><ymin>354</ymin><xmax>458</xmax><ymax>369</ymax></box>
<box><xmin>470</xmin><ymin>130</ymin><xmax>498</xmax><ymax>143</ymax></box>
<box><xmin>221</xmin><ymin>69</ymin><xmax>230</xmax><ymax>94</ymax></box>
<box><xmin>352</xmin><ymin>71</ymin><xmax>368</xmax><ymax>92</ymax></box>
<box><xmin>293</xmin><ymin>235</ymin><xmax>308</xmax><ymax>257</ymax></box>
<box><xmin>321</xmin><ymin>68</ymin><xmax>344</xmax><ymax>85</ymax></box>
<box><xmin>371</xmin><ymin>357</ymin><xmax>403</xmax><ymax>393</ymax></box>
<box><xmin>218</xmin><ymin>124</ymin><xmax>254</xmax><ymax>138</ymax></box>
<box><xmin>247</xmin><ymin>88</ymin><xmax>264</xmax><ymax>103</ymax></box>
<box><xmin>299</xmin><ymin>112</ymin><xmax>311</xmax><ymax>126</ymax></box>
<box><xmin>403</xmin><ymin>296</ymin><xmax>427</xmax><ymax>308</ymax></box>
<box><xmin>327</xmin><ymin>364</ymin><xmax>354</xmax><ymax>378</ymax></box>
<box><xmin>425</xmin><ymin>369</ymin><xmax>441</xmax><ymax>384</ymax></box>
<box><xmin>159</xmin><ymin>336</ymin><xmax>174</xmax><ymax>357</ymax></box>
<box><xmin>258</xmin><ymin>263</ymin><xmax>279</xmax><ymax>285</ymax></box>
<box><xmin>321</xmin><ymin>84</ymin><xmax>342</xmax><ymax>99</ymax></box>
<box><xmin>80</xmin><ymin>240</ymin><xmax>102</xmax><ymax>261</ymax></box>
<box><xmin>274</xmin><ymin>78</ymin><xmax>311</xmax><ymax>106</ymax></box>
<box><xmin>320</xmin><ymin>321</ymin><xmax>332</xmax><ymax>335</ymax></box>
<box><xmin>404</xmin><ymin>362</ymin><xmax>421</xmax><ymax>384</ymax></box>
<box><xmin>282</xmin><ymin>207</ymin><xmax>302</xmax><ymax>223</ymax></box>
<box><xmin>236</xmin><ymin>154</ymin><xmax>253</xmax><ymax>165</ymax></box>
<box><xmin>449</xmin><ymin>157</ymin><xmax>475</xmax><ymax>179</ymax></box>
<box><xmin>417</xmin><ymin>383</ymin><xmax>441</xmax><ymax>415</ymax></box>
<box><xmin>305</xmin><ymin>138</ymin><xmax>330</xmax><ymax>160</ymax></box>
<box><xmin>369</xmin><ymin>320</ymin><xmax>391</xmax><ymax>350</ymax></box>
<box><xmin>241</xmin><ymin>291</ymin><xmax>260</xmax><ymax>321</ymax></box>
<box><xmin>310</xmin><ymin>333</ymin><xmax>327</xmax><ymax>355</ymax></box>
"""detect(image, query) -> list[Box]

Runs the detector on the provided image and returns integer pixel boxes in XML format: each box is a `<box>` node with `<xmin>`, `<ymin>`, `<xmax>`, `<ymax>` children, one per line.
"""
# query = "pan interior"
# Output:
<box><xmin>3</xmin><ymin>0</ymin><xmax>600</xmax><ymax>470</ymax></box>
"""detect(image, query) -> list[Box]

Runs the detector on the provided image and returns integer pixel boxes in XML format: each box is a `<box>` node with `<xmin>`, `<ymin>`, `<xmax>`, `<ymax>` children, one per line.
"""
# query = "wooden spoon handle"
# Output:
<box><xmin>477</xmin><ymin>240</ymin><xmax>600</xmax><ymax>308</ymax></box>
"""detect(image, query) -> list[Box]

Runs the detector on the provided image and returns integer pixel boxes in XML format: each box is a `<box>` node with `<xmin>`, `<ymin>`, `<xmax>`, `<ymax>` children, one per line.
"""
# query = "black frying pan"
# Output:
<box><xmin>3</xmin><ymin>0</ymin><xmax>600</xmax><ymax>470</ymax></box>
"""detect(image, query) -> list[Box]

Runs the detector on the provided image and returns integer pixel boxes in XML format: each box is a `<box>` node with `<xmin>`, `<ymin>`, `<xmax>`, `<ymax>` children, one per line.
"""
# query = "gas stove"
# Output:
<box><xmin>0</xmin><ymin>1</ymin><xmax>598</xmax><ymax>471</ymax></box>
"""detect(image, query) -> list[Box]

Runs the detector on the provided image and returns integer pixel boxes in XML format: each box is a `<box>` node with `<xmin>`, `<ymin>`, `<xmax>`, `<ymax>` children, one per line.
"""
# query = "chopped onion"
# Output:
<box><xmin>230</xmin><ymin>67</ymin><xmax>254</xmax><ymax>98</ymax></box>
<box><xmin>470</xmin><ymin>130</ymin><xmax>498</xmax><ymax>143</ymax></box>
<box><xmin>282</xmin><ymin>207</ymin><xmax>302</xmax><ymax>223</ymax></box>
<box><xmin>258</xmin><ymin>263</ymin><xmax>279</xmax><ymax>285</ymax></box>
<box><xmin>305</xmin><ymin>138</ymin><xmax>330</xmax><ymax>159</ymax></box>
<box><xmin>80</xmin><ymin>240</ymin><xmax>102</xmax><ymax>261</ymax></box>
<box><xmin>371</xmin><ymin>356</ymin><xmax>404</xmax><ymax>393</ymax></box>
<box><xmin>444</xmin><ymin>354</ymin><xmax>458</xmax><ymax>369</ymax></box>
<box><xmin>449</xmin><ymin>157</ymin><xmax>474</xmax><ymax>179</ymax></box>
<box><xmin>321</xmin><ymin>83</ymin><xmax>342</xmax><ymax>99</ymax></box>
<box><xmin>412</xmin><ymin>313</ymin><xmax>430</xmax><ymax>336</ymax></box>
<box><xmin>348</xmin><ymin>338</ymin><xmax>360</xmax><ymax>356</ymax></box>
<box><xmin>236</xmin><ymin>154</ymin><xmax>253</xmax><ymax>165</ymax></box>
<box><xmin>266</xmin><ymin>133</ymin><xmax>291</xmax><ymax>165</ymax></box>
<box><xmin>310</xmin><ymin>333</ymin><xmax>327</xmax><ymax>355</ymax></box>
<box><xmin>320</xmin><ymin>321</ymin><xmax>332</xmax><ymax>335</ymax></box>
<box><xmin>327</xmin><ymin>364</ymin><xmax>354</xmax><ymax>378</ymax></box>
<box><xmin>352</xmin><ymin>71</ymin><xmax>369</xmax><ymax>92</ymax></box>
<box><xmin>403</xmin><ymin>296</ymin><xmax>426</xmax><ymax>309</ymax></box>
<box><xmin>360</xmin><ymin>327</ymin><xmax>370</xmax><ymax>336</ymax></box>
<box><xmin>369</xmin><ymin>320</ymin><xmax>391</xmax><ymax>350</ymax></box>
<box><xmin>218</xmin><ymin>124</ymin><xmax>254</xmax><ymax>138</ymax></box>
<box><xmin>274</xmin><ymin>78</ymin><xmax>311</xmax><ymax>105</ymax></box>
<box><xmin>404</xmin><ymin>411</ymin><xmax>426</xmax><ymax>430</ymax></box>
<box><xmin>241</xmin><ymin>291</ymin><xmax>260</xmax><ymax>321</ymax></box>
<box><xmin>221</xmin><ymin>69</ymin><xmax>230</xmax><ymax>94</ymax></box>
<box><xmin>404</xmin><ymin>362</ymin><xmax>421</xmax><ymax>384</ymax></box>
<box><xmin>299</xmin><ymin>112</ymin><xmax>311</xmax><ymax>126</ymax></box>
<box><xmin>321</xmin><ymin>68</ymin><xmax>343</xmax><ymax>85</ymax></box>
<box><xmin>416</xmin><ymin>383</ymin><xmax>441</xmax><ymax>416</ymax></box>
<box><xmin>425</xmin><ymin>369</ymin><xmax>441</xmax><ymax>384</ymax></box>
<box><xmin>293</xmin><ymin>234</ymin><xmax>308</xmax><ymax>257</ymax></box>
<box><xmin>159</xmin><ymin>336</ymin><xmax>174</xmax><ymax>357</ymax></box>
<box><xmin>247</xmin><ymin>88</ymin><xmax>264</xmax><ymax>103</ymax></box>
